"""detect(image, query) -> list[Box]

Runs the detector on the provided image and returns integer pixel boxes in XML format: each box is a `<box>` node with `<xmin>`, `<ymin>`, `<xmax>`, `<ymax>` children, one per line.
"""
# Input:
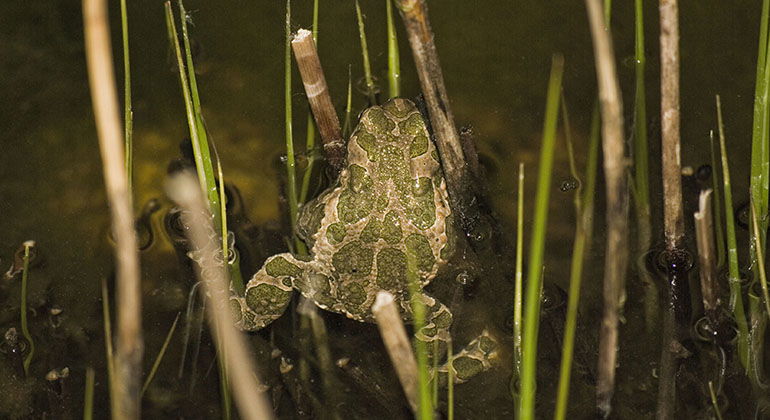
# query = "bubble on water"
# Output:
<box><xmin>559</xmin><ymin>176</ymin><xmax>579</xmax><ymax>192</ymax></box>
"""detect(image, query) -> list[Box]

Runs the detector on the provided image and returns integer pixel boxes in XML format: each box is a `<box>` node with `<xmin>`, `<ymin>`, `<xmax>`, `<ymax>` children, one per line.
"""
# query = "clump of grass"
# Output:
<box><xmin>518</xmin><ymin>54</ymin><xmax>564</xmax><ymax>419</ymax></box>
<box><xmin>165</xmin><ymin>2</ymin><xmax>244</xmax><ymax>415</ymax></box>
<box><xmin>19</xmin><ymin>240</ymin><xmax>35</xmax><ymax>376</ymax></box>
<box><xmin>164</xmin><ymin>1</ymin><xmax>222</xmax><ymax>230</ymax></box>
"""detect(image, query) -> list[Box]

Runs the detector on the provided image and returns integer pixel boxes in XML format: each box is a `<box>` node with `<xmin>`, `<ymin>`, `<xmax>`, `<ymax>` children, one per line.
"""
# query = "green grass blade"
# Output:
<box><xmin>746</xmin><ymin>288</ymin><xmax>768</xmax><ymax>389</ymax></box>
<box><xmin>447</xmin><ymin>338</ymin><xmax>454</xmax><ymax>420</ymax></box>
<box><xmin>716</xmin><ymin>94</ymin><xmax>750</xmax><ymax>368</ymax></box>
<box><xmin>101</xmin><ymin>277</ymin><xmax>116</xmax><ymax>416</ymax></box>
<box><xmin>519</xmin><ymin>55</ymin><xmax>564</xmax><ymax>419</ymax></box>
<box><xmin>707</xmin><ymin>381</ymin><xmax>723</xmax><ymax>420</ymax></box>
<box><xmin>141</xmin><ymin>313</ymin><xmax>181</xmax><ymax>396</ymax></box>
<box><xmin>750</xmin><ymin>0</ymin><xmax>770</xmax><ymax>263</ymax></box>
<box><xmin>709</xmin><ymin>131</ymin><xmax>725</xmax><ymax>269</ymax></box>
<box><xmin>355</xmin><ymin>0</ymin><xmax>377</xmax><ymax>105</ymax></box>
<box><xmin>631</xmin><ymin>0</ymin><xmax>657</xmax><ymax>333</ymax></box>
<box><xmin>386</xmin><ymin>0</ymin><xmax>400</xmax><ymax>98</ymax></box>
<box><xmin>83</xmin><ymin>367</ymin><xmax>95</xmax><ymax>420</ymax></box>
<box><xmin>342</xmin><ymin>66</ymin><xmax>354</xmax><ymax>138</ymax></box>
<box><xmin>120</xmin><ymin>0</ymin><xmax>133</xmax><ymax>195</ymax></box>
<box><xmin>406</xmin><ymin>254</ymin><xmax>432</xmax><ymax>419</ymax></box>
<box><xmin>20</xmin><ymin>240</ymin><xmax>35</xmax><ymax>376</ymax></box>
<box><xmin>299</xmin><ymin>0</ymin><xmax>320</xmax><ymax>205</ymax></box>
<box><xmin>554</xmin><ymin>101</ymin><xmax>600</xmax><ymax>420</ymax></box>
<box><xmin>750</xmin><ymin>201</ymin><xmax>770</xmax><ymax>319</ymax></box>
<box><xmin>511</xmin><ymin>162</ymin><xmax>525</xmax><ymax>399</ymax></box>
<box><xmin>560</xmin><ymin>92</ymin><xmax>581</xmax><ymax>202</ymax></box>
<box><xmin>284</xmin><ymin>0</ymin><xmax>307</xmax><ymax>256</ymax></box>
<box><xmin>633</xmin><ymin>0</ymin><xmax>649</xmax><ymax>217</ymax></box>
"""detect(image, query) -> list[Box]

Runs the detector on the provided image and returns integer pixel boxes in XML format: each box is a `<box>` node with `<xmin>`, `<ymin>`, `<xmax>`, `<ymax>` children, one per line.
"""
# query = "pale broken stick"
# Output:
<box><xmin>372</xmin><ymin>291</ymin><xmax>419</xmax><ymax>415</ymax></box>
<box><xmin>166</xmin><ymin>172</ymin><xmax>274</xmax><ymax>420</ymax></box>
<box><xmin>291</xmin><ymin>28</ymin><xmax>345</xmax><ymax>175</ymax></box>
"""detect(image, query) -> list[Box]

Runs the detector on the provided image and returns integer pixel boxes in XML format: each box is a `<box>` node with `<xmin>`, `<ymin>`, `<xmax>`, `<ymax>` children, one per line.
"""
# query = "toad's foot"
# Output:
<box><xmin>411</xmin><ymin>292</ymin><xmax>499</xmax><ymax>384</ymax></box>
<box><xmin>439</xmin><ymin>330</ymin><xmax>498</xmax><ymax>384</ymax></box>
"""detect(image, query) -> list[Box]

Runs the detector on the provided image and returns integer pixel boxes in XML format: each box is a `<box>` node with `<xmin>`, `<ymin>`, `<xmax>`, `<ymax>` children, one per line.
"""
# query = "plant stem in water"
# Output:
<box><xmin>519</xmin><ymin>54</ymin><xmax>564</xmax><ymax>419</ymax></box>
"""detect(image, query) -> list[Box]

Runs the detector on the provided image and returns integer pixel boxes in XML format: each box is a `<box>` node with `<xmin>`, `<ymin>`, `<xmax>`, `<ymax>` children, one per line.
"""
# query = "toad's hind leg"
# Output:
<box><xmin>411</xmin><ymin>293</ymin><xmax>498</xmax><ymax>384</ymax></box>
<box><xmin>230</xmin><ymin>253</ymin><xmax>302</xmax><ymax>331</ymax></box>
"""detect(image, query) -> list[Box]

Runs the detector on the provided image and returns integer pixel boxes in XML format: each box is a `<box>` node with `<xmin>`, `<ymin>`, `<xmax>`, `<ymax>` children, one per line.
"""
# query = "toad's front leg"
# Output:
<box><xmin>229</xmin><ymin>253</ymin><xmax>301</xmax><ymax>331</ymax></box>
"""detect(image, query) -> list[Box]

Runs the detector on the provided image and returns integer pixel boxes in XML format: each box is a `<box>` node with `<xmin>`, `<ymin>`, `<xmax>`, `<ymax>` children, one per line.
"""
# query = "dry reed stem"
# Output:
<box><xmin>167</xmin><ymin>173</ymin><xmax>274</xmax><ymax>420</ymax></box>
<box><xmin>660</xmin><ymin>0</ymin><xmax>684</xmax><ymax>249</ymax></box>
<box><xmin>82</xmin><ymin>0</ymin><xmax>143</xmax><ymax>417</ymax></box>
<box><xmin>585</xmin><ymin>0</ymin><xmax>629</xmax><ymax>416</ymax></box>
<box><xmin>694</xmin><ymin>190</ymin><xmax>720</xmax><ymax>318</ymax></box>
<box><xmin>372</xmin><ymin>291</ymin><xmax>419</xmax><ymax>414</ymax></box>
<box><xmin>394</xmin><ymin>0</ymin><xmax>482</xmax><ymax>227</ymax></box>
<box><xmin>291</xmin><ymin>29</ymin><xmax>345</xmax><ymax>175</ymax></box>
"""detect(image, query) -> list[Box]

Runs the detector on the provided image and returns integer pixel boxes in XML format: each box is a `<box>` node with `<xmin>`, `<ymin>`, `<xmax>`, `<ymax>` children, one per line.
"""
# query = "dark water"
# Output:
<box><xmin>0</xmin><ymin>0</ymin><xmax>767</xmax><ymax>418</ymax></box>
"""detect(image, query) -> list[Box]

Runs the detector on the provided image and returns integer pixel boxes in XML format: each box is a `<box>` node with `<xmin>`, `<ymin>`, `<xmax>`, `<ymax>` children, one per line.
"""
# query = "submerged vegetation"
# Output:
<box><xmin>2</xmin><ymin>0</ymin><xmax>770</xmax><ymax>418</ymax></box>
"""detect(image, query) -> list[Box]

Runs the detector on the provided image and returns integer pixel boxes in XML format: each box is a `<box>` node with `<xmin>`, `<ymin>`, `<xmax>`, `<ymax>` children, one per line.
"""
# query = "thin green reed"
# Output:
<box><xmin>299</xmin><ymin>0</ymin><xmax>320</xmax><ymax>206</ymax></box>
<box><xmin>83</xmin><ymin>367</ymin><xmax>95</xmax><ymax>420</ymax></box>
<box><xmin>447</xmin><ymin>338</ymin><xmax>454</xmax><ymax>420</ymax></box>
<box><xmin>716</xmin><ymin>95</ymin><xmax>750</xmax><ymax>368</ymax></box>
<box><xmin>751</xmin><ymin>201</ymin><xmax>770</xmax><ymax>319</ymax></box>
<box><xmin>386</xmin><ymin>0</ymin><xmax>401</xmax><ymax>98</ymax></box>
<box><xmin>406</xmin><ymin>254</ymin><xmax>432</xmax><ymax>419</ymax></box>
<box><xmin>519</xmin><ymin>55</ymin><xmax>564</xmax><ymax>419</ymax></box>
<box><xmin>101</xmin><ymin>277</ymin><xmax>116</xmax><ymax>416</ymax></box>
<box><xmin>120</xmin><ymin>0</ymin><xmax>133</xmax><ymax>195</ymax></box>
<box><xmin>554</xmin><ymin>103</ymin><xmax>600</xmax><ymax>420</ymax></box>
<box><xmin>355</xmin><ymin>0</ymin><xmax>377</xmax><ymax>105</ymax></box>
<box><xmin>342</xmin><ymin>66</ymin><xmax>354</xmax><ymax>138</ymax></box>
<box><xmin>511</xmin><ymin>162</ymin><xmax>524</xmax><ymax>400</ymax></box>
<box><xmin>750</xmin><ymin>0</ymin><xmax>770</xmax><ymax>261</ymax></box>
<box><xmin>165</xmin><ymin>1</ymin><xmax>221</xmax><ymax>231</ymax></box>
<box><xmin>284</xmin><ymin>0</ymin><xmax>307</xmax><ymax>255</ymax></box>
<box><xmin>141</xmin><ymin>313</ymin><xmax>181</xmax><ymax>396</ymax></box>
<box><xmin>632</xmin><ymin>0</ymin><xmax>657</xmax><ymax>332</ymax></box>
<box><xmin>633</xmin><ymin>0</ymin><xmax>649</xmax><ymax>219</ymax></box>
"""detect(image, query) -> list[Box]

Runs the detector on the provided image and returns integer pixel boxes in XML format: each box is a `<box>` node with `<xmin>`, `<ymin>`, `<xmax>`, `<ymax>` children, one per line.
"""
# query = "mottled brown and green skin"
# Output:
<box><xmin>231</xmin><ymin>98</ymin><xmax>495</xmax><ymax>381</ymax></box>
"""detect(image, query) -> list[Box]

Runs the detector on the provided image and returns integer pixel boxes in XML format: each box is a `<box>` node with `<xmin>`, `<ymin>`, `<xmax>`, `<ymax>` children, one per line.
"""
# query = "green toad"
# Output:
<box><xmin>231</xmin><ymin>98</ymin><xmax>495</xmax><ymax>381</ymax></box>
